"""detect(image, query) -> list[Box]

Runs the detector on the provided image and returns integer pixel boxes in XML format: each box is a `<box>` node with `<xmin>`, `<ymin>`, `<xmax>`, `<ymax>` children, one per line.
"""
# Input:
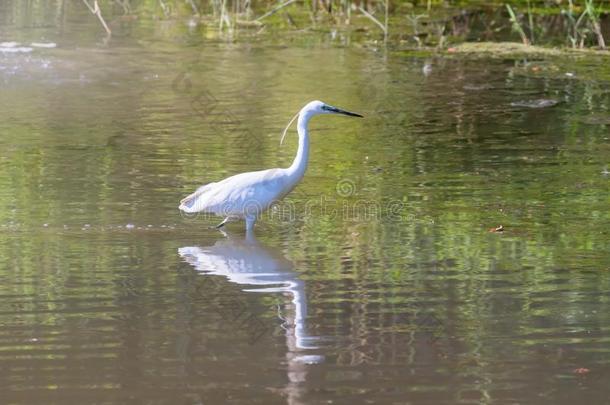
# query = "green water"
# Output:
<box><xmin>1</xmin><ymin>4</ymin><xmax>610</xmax><ymax>404</ymax></box>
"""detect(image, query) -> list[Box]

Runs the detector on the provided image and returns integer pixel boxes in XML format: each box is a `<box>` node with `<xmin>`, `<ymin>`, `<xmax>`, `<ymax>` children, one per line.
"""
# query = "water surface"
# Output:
<box><xmin>1</xmin><ymin>8</ymin><xmax>610</xmax><ymax>405</ymax></box>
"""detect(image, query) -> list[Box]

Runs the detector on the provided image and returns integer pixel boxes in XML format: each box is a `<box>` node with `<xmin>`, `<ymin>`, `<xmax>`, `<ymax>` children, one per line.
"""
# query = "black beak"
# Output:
<box><xmin>324</xmin><ymin>105</ymin><xmax>364</xmax><ymax>118</ymax></box>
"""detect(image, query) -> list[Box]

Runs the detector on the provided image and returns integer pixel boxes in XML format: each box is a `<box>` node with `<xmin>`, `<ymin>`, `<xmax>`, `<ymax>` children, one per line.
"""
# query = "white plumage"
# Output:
<box><xmin>179</xmin><ymin>100</ymin><xmax>362</xmax><ymax>231</ymax></box>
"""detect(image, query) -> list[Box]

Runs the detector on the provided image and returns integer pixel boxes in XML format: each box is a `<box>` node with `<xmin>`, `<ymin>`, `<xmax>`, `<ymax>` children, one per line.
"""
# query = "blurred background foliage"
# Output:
<box><xmin>0</xmin><ymin>0</ymin><xmax>609</xmax><ymax>48</ymax></box>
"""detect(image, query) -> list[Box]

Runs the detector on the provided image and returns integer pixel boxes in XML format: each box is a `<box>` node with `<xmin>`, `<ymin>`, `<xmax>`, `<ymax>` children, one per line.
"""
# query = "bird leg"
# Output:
<box><xmin>215</xmin><ymin>217</ymin><xmax>230</xmax><ymax>229</ymax></box>
<box><xmin>245</xmin><ymin>216</ymin><xmax>256</xmax><ymax>231</ymax></box>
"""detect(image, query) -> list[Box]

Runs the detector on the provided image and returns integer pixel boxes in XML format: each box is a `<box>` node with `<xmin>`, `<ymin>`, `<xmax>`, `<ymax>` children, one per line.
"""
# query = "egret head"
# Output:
<box><xmin>280</xmin><ymin>100</ymin><xmax>362</xmax><ymax>145</ymax></box>
<box><xmin>305</xmin><ymin>100</ymin><xmax>363</xmax><ymax>118</ymax></box>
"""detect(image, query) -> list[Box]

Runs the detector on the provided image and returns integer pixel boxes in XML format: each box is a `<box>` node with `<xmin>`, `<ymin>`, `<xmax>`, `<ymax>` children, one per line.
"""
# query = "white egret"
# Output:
<box><xmin>179</xmin><ymin>100</ymin><xmax>363</xmax><ymax>231</ymax></box>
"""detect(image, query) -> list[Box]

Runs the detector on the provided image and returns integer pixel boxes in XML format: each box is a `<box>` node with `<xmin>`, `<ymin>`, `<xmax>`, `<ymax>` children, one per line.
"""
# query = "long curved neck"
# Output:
<box><xmin>286</xmin><ymin>112</ymin><xmax>311</xmax><ymax>180</ymax></box>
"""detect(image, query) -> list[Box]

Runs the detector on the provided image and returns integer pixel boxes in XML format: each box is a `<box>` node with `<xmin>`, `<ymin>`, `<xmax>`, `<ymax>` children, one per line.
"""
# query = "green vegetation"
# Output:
<box><xmin>77</xmin><ymin>0</ymin><xmax>608</xmax><ymax>50</ymax></box>
<box><xmin>506</xmin><ymin>3</ymin><xmax>530</xmax><ymax>45</ymax></box>
<box><xmin>2</xmin><ymin>1</ymin><xmax>607</xmax><ymax>50</ymax></box>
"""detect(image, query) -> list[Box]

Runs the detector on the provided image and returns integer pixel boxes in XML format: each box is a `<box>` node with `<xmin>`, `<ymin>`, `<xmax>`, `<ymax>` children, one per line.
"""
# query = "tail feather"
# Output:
<box><xmin>179</xmin><ymin>182</ymin><xmax>216</xmax><ymax>212</ymax></box>
<box><xmin>181</xmin><ymin>195</ymin><xmax>197</xmax><ymax>210</ymax></box>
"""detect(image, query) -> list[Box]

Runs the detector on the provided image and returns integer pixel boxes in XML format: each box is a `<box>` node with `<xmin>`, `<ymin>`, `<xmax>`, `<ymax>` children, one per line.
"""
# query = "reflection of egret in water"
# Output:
<box><xmin>178</xmin><ymin>230</ymin><xmax>322</xmax><ymax>354</ymax></box>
